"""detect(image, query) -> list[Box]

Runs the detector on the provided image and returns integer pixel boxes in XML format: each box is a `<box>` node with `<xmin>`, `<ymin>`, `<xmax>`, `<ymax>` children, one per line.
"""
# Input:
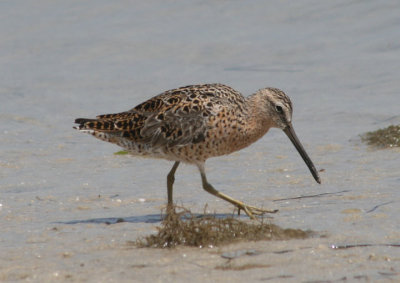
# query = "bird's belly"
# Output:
<box><xmin>166</xmin><ymin>130</ymin><xmax>264</xmax><ymax>163</ymax></box>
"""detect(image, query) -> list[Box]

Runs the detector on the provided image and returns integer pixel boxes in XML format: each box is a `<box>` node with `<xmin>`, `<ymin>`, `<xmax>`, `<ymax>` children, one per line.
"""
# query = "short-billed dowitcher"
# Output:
<box><xmin>74</xmin><ymin>83</ymin><xmax>320</xmax><ymax>219</ymax></box>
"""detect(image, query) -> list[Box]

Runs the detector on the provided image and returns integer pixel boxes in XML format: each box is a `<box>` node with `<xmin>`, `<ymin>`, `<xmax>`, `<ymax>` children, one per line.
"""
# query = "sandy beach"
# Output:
<box><xmin>1</xmin><ymin>1</ymin><xmax>399</xmax><ymax>282</ymax></box>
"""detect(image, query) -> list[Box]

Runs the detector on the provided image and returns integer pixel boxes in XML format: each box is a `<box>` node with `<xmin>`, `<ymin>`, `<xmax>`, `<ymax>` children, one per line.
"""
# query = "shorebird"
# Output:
<box><xmin>74</xmin><ymin>83</ymin><xmax>320</xmax><ymax>219</ymax></box>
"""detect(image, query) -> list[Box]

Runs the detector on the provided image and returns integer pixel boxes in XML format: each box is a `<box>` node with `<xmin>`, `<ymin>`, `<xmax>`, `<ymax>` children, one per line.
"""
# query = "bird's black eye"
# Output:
<box><xmin>275</xmin><ymin>105</ymin><xmax>283</xmax><ymax>113</ymax></box>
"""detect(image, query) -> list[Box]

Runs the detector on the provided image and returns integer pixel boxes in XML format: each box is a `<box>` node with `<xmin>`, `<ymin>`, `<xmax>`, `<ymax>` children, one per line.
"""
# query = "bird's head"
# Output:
<box><xmin>256</xmin><ymin>87</ymin><xmax>321</xmax><ymax>184</ymax></box>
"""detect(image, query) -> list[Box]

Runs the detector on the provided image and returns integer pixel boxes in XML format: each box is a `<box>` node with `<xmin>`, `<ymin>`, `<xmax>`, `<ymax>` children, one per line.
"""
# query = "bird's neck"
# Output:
<box><xmin>241</xmin><ymin>94</ymin><xmax>273</xmax><ymax>145</ymax></box>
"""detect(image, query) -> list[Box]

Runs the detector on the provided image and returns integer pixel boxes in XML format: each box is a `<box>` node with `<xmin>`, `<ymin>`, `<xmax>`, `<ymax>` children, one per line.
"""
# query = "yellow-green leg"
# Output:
<box><xmin>197</xmin><ymin>164</ymin><xmax>277</xmax><ymax>219</ymax></box>
<box><xmin>167</xmin><ymin>161</ymin><xmax>180</xmax><ymax>207</ymax></box>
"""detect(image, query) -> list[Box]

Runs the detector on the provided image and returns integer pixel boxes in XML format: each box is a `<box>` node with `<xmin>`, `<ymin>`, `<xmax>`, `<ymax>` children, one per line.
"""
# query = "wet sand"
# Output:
<box><xmin>1</xmin><ymin>1</ymin><xmax>400</xmax><ymax>282</ymax></box>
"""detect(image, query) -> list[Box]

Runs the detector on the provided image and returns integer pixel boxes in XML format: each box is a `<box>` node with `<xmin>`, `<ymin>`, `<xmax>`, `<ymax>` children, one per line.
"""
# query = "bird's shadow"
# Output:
<box><xmin>56</xmin><ymin>213</ymin><xmax>243</xmax><ymax>225</ymax></box>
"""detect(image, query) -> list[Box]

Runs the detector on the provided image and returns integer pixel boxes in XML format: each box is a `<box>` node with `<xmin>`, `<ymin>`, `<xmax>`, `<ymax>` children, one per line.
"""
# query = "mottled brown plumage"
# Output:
<box><xmin>74</xmin><ymin>83</ymin><xmax>320</xmax><ymax>219</ymax></box>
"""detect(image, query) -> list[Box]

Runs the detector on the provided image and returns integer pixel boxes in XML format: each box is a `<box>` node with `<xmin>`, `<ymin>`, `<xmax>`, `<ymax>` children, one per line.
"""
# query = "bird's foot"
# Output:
<box><xmin>237</xmin><ymin>204</ymin><xmax>278</xmax><ymax>220</ymax></box>
<box><xmin>166</xmin><ymin>203</ymin><xmax>179</xmax><ymax>215</ymax></box>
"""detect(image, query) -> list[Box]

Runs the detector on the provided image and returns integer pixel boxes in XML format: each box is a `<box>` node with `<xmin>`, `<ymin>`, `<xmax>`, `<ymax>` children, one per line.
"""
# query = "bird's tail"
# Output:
<box><xmin>73</xmin><ymin>117</ymin><xmax>118</xmax><ymax>132</ymax></box>
<box><xmin>73</xmin><ymin>118</ymin><xmax>98</xmax><ymax>131</ymax></box>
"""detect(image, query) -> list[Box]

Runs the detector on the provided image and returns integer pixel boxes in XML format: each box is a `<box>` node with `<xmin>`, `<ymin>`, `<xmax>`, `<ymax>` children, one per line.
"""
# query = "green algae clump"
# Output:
<box><xmin>114</xmin><ymin>150</ymin><xmax>129</xmax><ymax>155</ymax></box>
<box><xmin>361</xmin><ymin>125</ymin><xmax>400</xmax><ymax>148</ymax></box>
<box><xmin>136</xmin><ymin>206</ymin><xmax>311</xmax><ymax>248</ymax></box>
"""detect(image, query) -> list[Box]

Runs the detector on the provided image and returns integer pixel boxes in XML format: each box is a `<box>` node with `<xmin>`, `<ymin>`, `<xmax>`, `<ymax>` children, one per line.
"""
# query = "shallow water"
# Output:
<box><xmin>1</xmin><ymin>0</ymin><xmax>399</xmax><ymax>282</ymax></box>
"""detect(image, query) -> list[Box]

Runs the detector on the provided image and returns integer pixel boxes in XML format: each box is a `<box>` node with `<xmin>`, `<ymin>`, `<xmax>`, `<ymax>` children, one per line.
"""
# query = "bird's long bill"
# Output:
<box><xmin>283</xmin><ymin>125</ymin><xmax>321</xmax><ymax>184</ymax></box>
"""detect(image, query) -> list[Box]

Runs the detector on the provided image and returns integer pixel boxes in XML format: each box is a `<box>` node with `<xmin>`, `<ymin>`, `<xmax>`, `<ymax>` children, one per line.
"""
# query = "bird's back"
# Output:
<box><xmin>74</xmin><ymin>84</ymin><xmax>251</xmax><ymax>163</ymax></box>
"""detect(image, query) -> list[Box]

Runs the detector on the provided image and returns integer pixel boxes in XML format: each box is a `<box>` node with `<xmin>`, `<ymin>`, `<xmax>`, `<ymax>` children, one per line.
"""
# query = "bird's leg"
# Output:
<box><xmin>167</xmin><ymin>161</ymin><xmax>180</xmax><ymax>211</ymax></box>
<box><xmin>197</xmin><ymin>164</ymin><xmax>277</xmax><ymax>219</ymax></box>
